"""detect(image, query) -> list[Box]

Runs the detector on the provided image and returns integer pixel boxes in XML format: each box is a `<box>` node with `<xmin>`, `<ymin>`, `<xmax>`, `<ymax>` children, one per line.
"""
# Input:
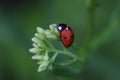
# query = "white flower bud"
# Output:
<box><xmin>49</xmin><ymin>24</ymin><xmax>57</xmax><ymax>32</ymax></box>
<box><xmin>32</xmin><ymin>37</ymin><xmax>40</xmax><ymax>43</ymax></box>
<box><xmin>35</xmin><ymin>33</ymin><xmax>45</xmax><ymax>40</ymax></box>
<box><xmin>38</xmin><ymin>61</ymin><xmax>49</xmax><ymax>72</ymax></box>
<box><xmin>32</xmin><ymin>37</ymin><xmax>46</xmax><ymax>48</ymax></box>
<box><xmin>29</xmin><ymin>48</ymin><xmax>39</xmax><ymax>53</ymax></box>
<box><xmin>32</xmin><ymin>55</ymin><xmax>42</xmax><ymax>60</ymax></box>
<box><xmin>43</xmin><ymin>52</ymin><xmax>49</xmax><ymax>61</ymax></box>
<box><xmin>45</xmin><ymin>30</ymin><xmax>51</xmax><ymax>35</ymax></box>
<box><xmin>49</xmin><ymin>24</ymin><xmax>59</xmax><ymax>38</ymax></box>
<box><xmin>49</xmin><ymin>24</ymin><xmax>59</xmax><ymax>35</ymax></box>
<box><xmin>49</xmin><ymin>25</ymin><xmax>54</xmax><ymax>32</ymax></box>
<box><xmin>54</xmin><ymin>27</ymin><xmax>59</xmax><ymax>36</ymax></box>
<box><xmin>46</xmin><ymin>35</ymin><xmax>57</xmax><ymax>39</ymax></box>
<box><xmin>32</xmin><ymin>43</ymin><xmax>38</xmax><ymax>48</ymax></box>
<box><xmin>37</xmin><ymin>27</ymin><xmax>44</xmax><ymax>34</ymax></box>
<box><xmin>37</xmin><ymin>61</ymin><xmax>42</xmax><ymax>64</ymax></box>
<box><xmin>49</xmin><ymin>24</ymin><xmax>57</xmax><ymax>28</ymax></box>
<box><xmin>45</xmin><ymin>30</ymin><xmax>58</xmax><ymax>39</ymax></box>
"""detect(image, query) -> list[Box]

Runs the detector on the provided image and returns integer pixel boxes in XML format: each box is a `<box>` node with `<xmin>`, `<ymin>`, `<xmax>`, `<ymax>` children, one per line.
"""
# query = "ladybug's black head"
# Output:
<box><xmin>57</xmin><ymin>24</ymin><xmax>68</xmax><ymax>32</ymax></box>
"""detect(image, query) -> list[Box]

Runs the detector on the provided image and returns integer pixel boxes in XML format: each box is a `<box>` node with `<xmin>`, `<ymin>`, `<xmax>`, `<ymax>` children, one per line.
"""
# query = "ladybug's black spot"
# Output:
<box><xmin>64</xmin><ymin>37</ymin><xmax>67</xmax><ymax>40</ymax></box>
<box><xmin>71</xmin><ymin>36</ymin><xmax>74</xmax><ymax>38</ymax></box>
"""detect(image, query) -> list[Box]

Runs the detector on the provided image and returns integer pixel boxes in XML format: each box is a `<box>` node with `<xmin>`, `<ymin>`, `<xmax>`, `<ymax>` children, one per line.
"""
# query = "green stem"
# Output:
<box><xmin>54</xmin><ymin>59</ymin><xmax>77</xmax><ymax>66</ymax></box>
<box><xmin>56</xmin><ymin>50</ymin><xmax>78</xmax><ymax>58</ymax></box>
<box><xmin>51</xmin><ymin>52</ymin><xmax>58</xmax><ymax>62</ymax></box>
<box><xmin>84</xmin><ymin>0</ymin><xmax>97</xmax><ymax>49</ymax></box>
<box><xmin>50</xmin><ymin>49</ymin><xmax>81</xmax><ymax>61</ymax></box>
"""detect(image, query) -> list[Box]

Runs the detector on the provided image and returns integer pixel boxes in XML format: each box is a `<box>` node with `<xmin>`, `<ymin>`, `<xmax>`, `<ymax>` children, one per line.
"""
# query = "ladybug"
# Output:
<box><xmin>57</xmin><ymin>24</ymin><xmax>74</xmax><ymax>48</ymax></box>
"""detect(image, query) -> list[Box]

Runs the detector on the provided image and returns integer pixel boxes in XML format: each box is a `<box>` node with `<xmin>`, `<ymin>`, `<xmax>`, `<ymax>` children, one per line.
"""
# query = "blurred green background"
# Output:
<box><xmin>0</xmin><ymin>0</ymin><xmax>120</xmax><ymax>80</ymax></box>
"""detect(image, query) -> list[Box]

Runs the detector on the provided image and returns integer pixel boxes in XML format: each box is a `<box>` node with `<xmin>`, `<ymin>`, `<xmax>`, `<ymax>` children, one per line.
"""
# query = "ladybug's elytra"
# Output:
<box><xmin>57</xmin><ymin>24</ymin><xmax>74</xmax><ymax>48</ymax></box>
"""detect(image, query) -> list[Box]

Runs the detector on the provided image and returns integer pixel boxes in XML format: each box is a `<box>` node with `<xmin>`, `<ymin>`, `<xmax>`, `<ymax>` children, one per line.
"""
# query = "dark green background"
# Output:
<box><xmin>0</xmin><ymin>0</ymin><xmax>120</xmax><ymax>80</ymax></box>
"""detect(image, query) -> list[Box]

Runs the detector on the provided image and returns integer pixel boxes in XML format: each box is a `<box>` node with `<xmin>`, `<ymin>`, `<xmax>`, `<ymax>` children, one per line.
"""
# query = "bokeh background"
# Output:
<box><xmin>0</xmin><ymin>0</ymin><xmax>120</xmax><ymax>80</ymax></box>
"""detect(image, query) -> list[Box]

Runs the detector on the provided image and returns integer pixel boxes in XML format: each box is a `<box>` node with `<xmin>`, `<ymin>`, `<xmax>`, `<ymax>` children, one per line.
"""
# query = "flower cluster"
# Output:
<box><xmin>29</xmin><ymin>24</ymin><xmax>59</xmax><ymax>72</ymax></box>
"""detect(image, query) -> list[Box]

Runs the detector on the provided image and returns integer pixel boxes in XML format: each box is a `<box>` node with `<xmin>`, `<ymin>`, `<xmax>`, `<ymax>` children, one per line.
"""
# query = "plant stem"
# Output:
<box><xmin>56</xmin><ymin>50</ymin><xmax>78</xmax><ymax>59</ymax></box>
<box><xmin>49</xmin><ymin>49</ymin><xmax>80</xmax><ymax>60</ymax></box>
<box><xmin>84</xmin><ymin>0</ymin><xmax>97</xmax><ymax>49</ymax></box>
<box><xmin>54</xmin><ymin>59</ymin><xmax>77</xmax><ymax>66</ymax></box>
<box><xmin>51</xmin><ymin>52</ymin><xmax>58</xmax><ymax>62</ymax></box>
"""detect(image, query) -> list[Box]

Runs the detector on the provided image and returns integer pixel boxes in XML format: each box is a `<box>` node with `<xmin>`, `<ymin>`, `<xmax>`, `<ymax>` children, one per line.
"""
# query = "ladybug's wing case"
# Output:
<box><xmin>61</xmin><ymin>29</ymin><xmax>74</xmax><ymax>48</ymax></box>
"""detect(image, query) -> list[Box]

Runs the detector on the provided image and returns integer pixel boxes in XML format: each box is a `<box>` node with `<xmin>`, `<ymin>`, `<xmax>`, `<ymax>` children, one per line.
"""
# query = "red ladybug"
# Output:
<box><xmin>57</xmin><ymin>24</ymin><xmax>74</xmax><ymax>48</ymax></box>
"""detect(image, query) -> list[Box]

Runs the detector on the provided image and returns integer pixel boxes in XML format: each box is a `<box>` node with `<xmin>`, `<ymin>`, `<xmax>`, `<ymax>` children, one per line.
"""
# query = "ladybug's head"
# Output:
<box><xmin>57</xmin><ymin>24</ymin><xmax>68</xmax><ymax>32</ymax></box>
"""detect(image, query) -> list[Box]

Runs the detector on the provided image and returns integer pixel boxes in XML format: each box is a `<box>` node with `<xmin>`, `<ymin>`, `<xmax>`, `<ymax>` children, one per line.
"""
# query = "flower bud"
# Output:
<box><xmin>45</xmin><ymin>30</ymin><xmax>58</xmax><ymax>39</ymax></box>
<box><xmin>37</xmin><ymin>27</ymin><xmax>44</xmax><ymax>34</ymax></box>
<box><xmin>54</xmin><ymin>27</ymin><xmax>59</xmax><ymax>36</ymax></box>
<box><xmin>35</xmin><ymin>33</ymin><xmax>46</xmax><ymax>40</ymax></box>
<box><xmin>38</xmin><ymin>61</ymin><xmax>50</xmax><ymax>72</ymax></box>
<box><xmin>29</xmin><ymin>48</ymin><xmax>39</xmax><ymax>54</ymax></box>
<box><xmin>32</xmin><ymin>43</ymin><xmax>38</xmax><ymax>48</ymax></box>
<box><xmin>32</xmin><ymin>37</ymin><xmax>40</xmax><ymax>43</ymax></box>
<box><xmin>43</xmin><ymin>52</ymin><xmax>49</xmax><ymax>60</ymax></box>
<box><xmin>32</xmin><ymin>37</ymin><xmax>46</xmax><ymax>48</ymax></box>
<box><xmin>49</xmin><ymin>24</ymin><xmax>57</xmax><ymax>32</ymax></box>
<box><xmin>32</xmin><ymin>55</ymin><xmax>42</xmax><ymax>60</ymax></box>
